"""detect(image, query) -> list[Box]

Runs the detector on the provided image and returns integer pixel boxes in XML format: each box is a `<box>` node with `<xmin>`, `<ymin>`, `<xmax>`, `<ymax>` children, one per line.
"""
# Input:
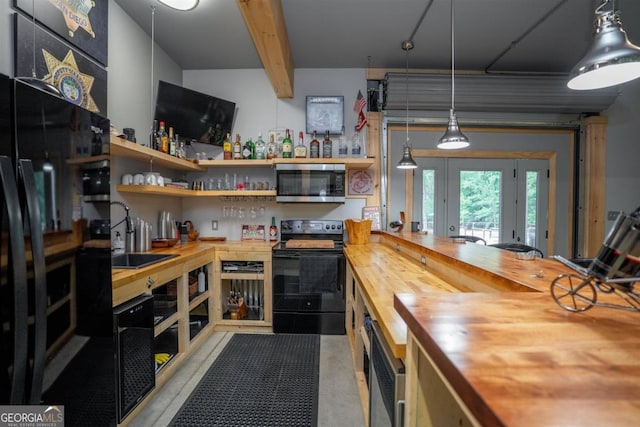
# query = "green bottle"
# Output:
<box><xmin>282</xmin><ymin>129</ymin><xmax>293</xmax><ymax>158</ymax></box>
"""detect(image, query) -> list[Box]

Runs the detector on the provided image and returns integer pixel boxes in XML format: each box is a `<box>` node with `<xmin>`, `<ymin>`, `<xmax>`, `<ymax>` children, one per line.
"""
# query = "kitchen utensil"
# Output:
<box><xmin>121</xmin><ymin>174</ymin><xmax>133</xmax><ymax>185</ymax></box>
<box><xmin>183</xmin><ymin>220</ymin><xmax>199</xmax><ymax>241</ymax></box>
<box><xmin>134</xmin><ymin>173</ymin><xmax>144</xmax><ymax>185</ymax></box>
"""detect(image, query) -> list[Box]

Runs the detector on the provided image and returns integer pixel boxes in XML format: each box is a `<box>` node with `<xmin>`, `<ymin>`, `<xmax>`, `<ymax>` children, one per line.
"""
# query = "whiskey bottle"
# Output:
<box><xmin>233</xmin><ymin>133</ymin><xmax>243</xmax><ymax>159</ymax></box>
<box><xmin>294</xmin><ymin>131</ymin><xmax>307</xmax><ymax>158</ymax></box>
<box><xmin>168</xmin><ymin>127</ymin><xmax>176</xmax><ymax>156</ymax></box>
<box><xmin>338</xmin><ymin>126</ymin><xmax>348</xmax><ymax>158</ymax></box>
<box><xmin>323</xmin><ymin>130</ymin><xmax>333</xmax><ymax>158</ymax></box>
<box><xmin>223</xmin><ymin>132</ymin><xmax>232</xmax><ymax>160</ymax></box>
<box><xmin>255</xmin><ymin>132</ymin><xmax>266</xmax><ymax>160</ymax></box>
<box><xmin>159</xmin><ymin>121</ymin><xmax>169</xmax><ymax>153</ymax></box>
<box><xmin>266</xmin><ymin>133</ymin><xmax>278</xmax><ymax>159</ymax></box>
<box><xmin>309</xmin><ymin>131</ymin><xmax>320</xmax><ymax>158</ymax></box>
<box><xmin>282</xmin><ymin>129</ymin><xmax>293</xmax><ymax>158</ymax></box>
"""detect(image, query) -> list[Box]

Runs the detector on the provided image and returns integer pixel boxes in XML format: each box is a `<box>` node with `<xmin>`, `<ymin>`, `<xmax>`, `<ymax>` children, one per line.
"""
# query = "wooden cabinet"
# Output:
<box><xmin>213</xmin><ymin>247</ymin><xmax>272</xmax><ymax>332</ymax></box>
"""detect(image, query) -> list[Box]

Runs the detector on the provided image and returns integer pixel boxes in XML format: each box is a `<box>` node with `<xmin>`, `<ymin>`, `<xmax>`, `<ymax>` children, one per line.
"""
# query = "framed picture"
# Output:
<box><xmin>348</xmin><ymin>169</ymin><xmax>374</xmax><ymax>195</ymax></box>
<box><xmin>306</xmin><ymin>96</ymin><xmax>344</xmax><ymax>135</ymax></box>
<box><xmin>14</xmin><ymin>0</ymin><xmax>108</xmax><ymax>66</ymax></box>
<box><xmin>14</xmin><ymin>13</ymin><xmax>107</xmax><ymax>115</ymax></box>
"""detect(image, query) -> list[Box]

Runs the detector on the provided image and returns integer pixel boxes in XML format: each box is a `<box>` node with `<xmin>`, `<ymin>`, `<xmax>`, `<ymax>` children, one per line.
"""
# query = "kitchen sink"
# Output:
<box><xmin>112</xmin><ymin>253</ymin><xmax>179</xmax><ymax>269</ymax></box>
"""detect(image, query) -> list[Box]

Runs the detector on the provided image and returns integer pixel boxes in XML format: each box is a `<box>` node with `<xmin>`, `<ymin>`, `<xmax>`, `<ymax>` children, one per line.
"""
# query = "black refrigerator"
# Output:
<box><xmin>0</xmin><ymin>74</ymin><xmax>116</xmax><ymax>425</ymax></box>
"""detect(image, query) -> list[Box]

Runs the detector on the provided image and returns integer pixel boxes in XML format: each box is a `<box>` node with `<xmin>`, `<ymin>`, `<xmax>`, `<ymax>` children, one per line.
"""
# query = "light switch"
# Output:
<box><xmin>607</xmin><ymin>211</ymin><xmax>621</xmax><ymax>221</ymax></box>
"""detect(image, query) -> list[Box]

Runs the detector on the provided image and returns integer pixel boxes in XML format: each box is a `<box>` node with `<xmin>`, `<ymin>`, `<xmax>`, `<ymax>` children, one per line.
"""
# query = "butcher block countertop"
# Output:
<box><xmin>112</xmin><ymin>240</ymin><xmax>276</xmax><ymax>306</ymax></box>
<box><xmin>344</xmin><ymin>232</ymin><xmax>589</xmax><ymax>359</ymax></box>
<box><xmin>394</xmin><ymin>292</ymin><xmax>640</xmax><ymax>427</ymax></box>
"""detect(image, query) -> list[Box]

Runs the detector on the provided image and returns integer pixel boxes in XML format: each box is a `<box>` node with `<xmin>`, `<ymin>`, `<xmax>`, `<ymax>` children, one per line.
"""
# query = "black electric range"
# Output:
<box><xmin>272</xmin><ymin>220</ymin><xmax>346</xmax><ymax>334</ymax></box>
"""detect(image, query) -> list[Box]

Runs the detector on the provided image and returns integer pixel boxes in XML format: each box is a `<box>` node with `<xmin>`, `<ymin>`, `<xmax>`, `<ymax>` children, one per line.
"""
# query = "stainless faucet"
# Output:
<box><xmin>111</xmin><ymin>201</ymin><xmax>135</xmax><ymax>252</ymax></box>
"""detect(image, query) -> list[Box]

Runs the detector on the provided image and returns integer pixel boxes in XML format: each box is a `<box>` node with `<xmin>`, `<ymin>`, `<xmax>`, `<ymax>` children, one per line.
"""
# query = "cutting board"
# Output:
<box><xmin>285</xmin><ymin>239</ymin><xmax>335</xmax><ymax>249</ymax></box>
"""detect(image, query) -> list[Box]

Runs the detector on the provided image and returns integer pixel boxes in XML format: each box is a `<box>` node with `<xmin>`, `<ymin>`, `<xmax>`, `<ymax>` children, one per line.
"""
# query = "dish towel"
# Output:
<box><xmin>299</xmin><ymin>256</ymin><xmax>338</xmax><ymax>293</ymax></box>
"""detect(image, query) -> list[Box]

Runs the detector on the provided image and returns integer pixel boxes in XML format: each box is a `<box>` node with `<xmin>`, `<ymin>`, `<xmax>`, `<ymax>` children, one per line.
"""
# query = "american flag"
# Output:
<box><xmin>353</xmin><ymin>90</ymin><xmax>366</xmax><ymax>113</ymax></box>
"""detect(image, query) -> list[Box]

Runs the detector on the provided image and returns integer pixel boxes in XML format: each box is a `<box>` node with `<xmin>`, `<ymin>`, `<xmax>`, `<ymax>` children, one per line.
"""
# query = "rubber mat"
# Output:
<box><xmin>170</xmin><ymin>334</ymin><xmax>320</xmax><ymax>427</ymax></box>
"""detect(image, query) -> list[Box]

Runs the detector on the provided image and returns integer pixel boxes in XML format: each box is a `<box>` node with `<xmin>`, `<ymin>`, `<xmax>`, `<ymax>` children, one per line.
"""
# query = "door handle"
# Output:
<box><xmin>449</xmin><ymin>225</ymin><xmax>455</xmax><ymax>231</ymax></box>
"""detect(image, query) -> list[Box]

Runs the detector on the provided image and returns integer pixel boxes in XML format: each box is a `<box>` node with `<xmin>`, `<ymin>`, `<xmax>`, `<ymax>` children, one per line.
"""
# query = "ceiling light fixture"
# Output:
<box><xmin>568</xmin><ymin>0</ymin><xmax>640</xmax><ymax>90</ymax></box>
<box><xmin>15</xmin><ymin>0</ymin><xmax>62</xmax><ymax>98</ymax></box>
<box><xmin>397</xmin><ymin>40</ymin><xmax>418</xmax><ymax>170</ymax></box>
<box><xmin>437</xmin><ymin>0</ymin><xmax>469</xmax><ymax>150</ymax></box>
<box><xmin>157</xmin><ymin>0</ymin><xmax>199</xmax><ymax>11</ymax></box>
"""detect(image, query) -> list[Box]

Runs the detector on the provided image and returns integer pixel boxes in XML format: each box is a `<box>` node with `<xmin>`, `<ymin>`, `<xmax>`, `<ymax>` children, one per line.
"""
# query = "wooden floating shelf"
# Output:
<box><xmin>197</xmin><ymin>157</ymin><xmax>375</xmax><ymax>169</ymax></box>
<box><xmin>116</xmin><ymin>185</ymin><xmax>276</xmax><ymax>198</ymax></box>
<box><xmin>109</xmin><ymin>135</ymin><xmax>205</xmax><ymax>172</ymax></box>
<box><xmin>66</xmin><ymin>154</ymin><xmax>110</xmax><ymax>165</ymax></box>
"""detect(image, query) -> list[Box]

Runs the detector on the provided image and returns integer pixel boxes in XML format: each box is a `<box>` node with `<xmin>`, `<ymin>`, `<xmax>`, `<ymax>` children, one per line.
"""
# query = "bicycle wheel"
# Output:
<box><xmin>550</xmin><ymin>274</ymin><xmax>597</xmax><ymax>312</ymax></box>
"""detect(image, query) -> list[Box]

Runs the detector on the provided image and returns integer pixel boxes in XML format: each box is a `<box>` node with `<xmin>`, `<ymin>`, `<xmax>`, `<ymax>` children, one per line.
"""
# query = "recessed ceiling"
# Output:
<box><xmin>115</xmin><ymin>0</ymin><xmax>640</xmax><ymax>74</ymax></box>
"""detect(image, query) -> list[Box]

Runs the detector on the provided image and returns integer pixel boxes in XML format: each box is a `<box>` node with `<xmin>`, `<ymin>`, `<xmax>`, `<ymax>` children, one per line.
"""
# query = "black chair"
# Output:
<box><xmin>489</xmin><ymin>243</ymin><xmax>544</xmax><ymax>258</ymax></box>
<box><xmin>449</xmin><ymin>235</ymin><xmax>487</xmax><ymax>245</ymax></box>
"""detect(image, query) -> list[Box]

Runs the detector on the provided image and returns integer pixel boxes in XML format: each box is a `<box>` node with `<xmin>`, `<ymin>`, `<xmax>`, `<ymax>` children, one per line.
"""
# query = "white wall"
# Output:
<box><xmin>180</xmin><ymin>69</ymin><xmax>368</xmax><ymax>241</ymax></box>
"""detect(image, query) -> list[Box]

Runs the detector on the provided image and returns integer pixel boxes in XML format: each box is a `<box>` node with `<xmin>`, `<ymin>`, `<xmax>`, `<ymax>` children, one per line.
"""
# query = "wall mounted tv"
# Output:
<box><xmin>154</xmin><ymin>80</ymin><xmax>236</xmax><ymax>146</ymax></box>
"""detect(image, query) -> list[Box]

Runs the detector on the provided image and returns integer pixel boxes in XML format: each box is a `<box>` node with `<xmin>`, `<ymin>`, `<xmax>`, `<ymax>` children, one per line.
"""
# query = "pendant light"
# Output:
<box><xmin>15</xmin><ymin>0</ymin><xmax>62</xmax><ymax>98</ymax></box>
<box><xmin>567</xmin><ymin>0</ymin><xmax>640</xmax><ymax>90</ymax></box>
<box><xmin>437</xmin><ymin>0</ymin><xmax>469</xmax><ymax>150</ymax></box>
<box><xmin>157</xmin><ymin>0</ymin><xmax>199</xmax><ymax>11</ymax></box>
<box><xmin>397</xmin><ymin>40</ymin><xmax>417</xmax><ymax>170</ymax></box>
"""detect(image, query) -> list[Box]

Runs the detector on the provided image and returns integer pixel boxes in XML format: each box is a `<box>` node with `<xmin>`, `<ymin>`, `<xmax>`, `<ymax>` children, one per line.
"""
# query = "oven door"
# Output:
<box><xmin>272</xmin><ymin>250</ymin><xmax>346</xmax><ymax>334</ymax></box>
<box><xmin>275</xmin><ymin>163</ymin><xmax>345</xmax><ymax>203</ymax></box>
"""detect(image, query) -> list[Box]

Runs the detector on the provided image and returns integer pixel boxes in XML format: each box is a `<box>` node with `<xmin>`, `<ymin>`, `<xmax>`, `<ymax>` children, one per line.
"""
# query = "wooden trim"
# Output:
<box><xmin>236</xmin><ymin>0</ymin><xmax>294</xmax><ymax>98</ymax></box>
<box><xmin>582</xmin><ymin>115</ymin><xmax>608</xmax><ymax>257</ymax></box>
<box><xmin>412</xmin><ymin>149</ymin><xmax>556</xmax><ymax>159</ymax></box>
<box><xmin>364</xmin><ymin>112</ymin><xmax>381</xmax><ymax>207</ymax></box>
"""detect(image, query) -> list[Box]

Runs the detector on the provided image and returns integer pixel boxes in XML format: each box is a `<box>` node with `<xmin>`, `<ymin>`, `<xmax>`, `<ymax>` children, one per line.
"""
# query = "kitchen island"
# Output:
<box><xmin>344</xmin><ymin>231</ymin><xmax>635</xmax><ymax>425</ymax></box>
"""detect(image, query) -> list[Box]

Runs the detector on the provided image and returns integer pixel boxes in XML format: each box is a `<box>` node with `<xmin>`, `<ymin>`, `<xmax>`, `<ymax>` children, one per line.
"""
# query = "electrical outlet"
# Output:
<box><xmin>421</xmin><ymin>256</ymin><xmax>426</xmax><ymax>265</ymax></box>
<box><xmin>212</xmin><ymin>220</ymin><xmax>218</xmax><ymax>230</ymax></box>
<box><xmin>396</xmin><ymin>244</ymin><xmax>400</xmax><ymax>251</ymax></box>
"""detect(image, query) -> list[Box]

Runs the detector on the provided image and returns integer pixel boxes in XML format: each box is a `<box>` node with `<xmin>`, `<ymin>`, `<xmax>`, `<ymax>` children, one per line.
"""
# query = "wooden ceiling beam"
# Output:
<box><xmin>237</xmin><ymin>0</ymin><xmax>294</xmax><ymax>98</ymax></box>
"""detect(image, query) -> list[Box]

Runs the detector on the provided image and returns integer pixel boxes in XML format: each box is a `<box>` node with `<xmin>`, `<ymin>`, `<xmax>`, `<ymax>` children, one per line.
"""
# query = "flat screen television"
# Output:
<box><xmin>154</xmin><ymin>80</ymin><xmax>236</xmax><ymax>146</ymax></box>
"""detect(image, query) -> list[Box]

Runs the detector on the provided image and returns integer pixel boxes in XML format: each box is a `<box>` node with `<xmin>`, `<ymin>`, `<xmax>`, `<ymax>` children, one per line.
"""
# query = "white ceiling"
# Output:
<box><xmin>114</xmin><ymin>0</ymin><xmax>640</xmax><ymax>75</ymax></box>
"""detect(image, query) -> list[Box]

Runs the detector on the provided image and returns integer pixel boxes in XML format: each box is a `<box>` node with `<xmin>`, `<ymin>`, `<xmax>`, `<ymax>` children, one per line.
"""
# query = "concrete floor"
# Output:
<box><xmin>128</xmin><ymin>332</ymin><xmax>365</xmax><ymax>427</ymax></box>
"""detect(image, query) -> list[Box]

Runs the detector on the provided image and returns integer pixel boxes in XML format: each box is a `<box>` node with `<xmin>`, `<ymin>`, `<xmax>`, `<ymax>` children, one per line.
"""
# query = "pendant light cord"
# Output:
<box><xmin>150</xmin><ymin>6</ymin><xmax>156</xmax><ymax>131</ymax></box>
<box><xmin>31</xmin><ymin>0</ymin><xmax>36</xmax><ymax>78</ymax></box>
<box><xmin>405</xmin><ymin>47</ymin><xmax>409</xmax><ymax>146</ymax></box>
<box><xmin>450</xmin><ymin>0</ymin><xmax>455</xmax><ymax>111</ymax></box>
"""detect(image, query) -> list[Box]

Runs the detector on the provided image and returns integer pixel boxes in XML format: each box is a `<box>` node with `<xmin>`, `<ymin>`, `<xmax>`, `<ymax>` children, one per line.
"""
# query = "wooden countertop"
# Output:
<box><xmin>394</xmin><ymin>292</ymin><xmax>640</xmax><ymax>427</ymax></box>
<box><xmin>344</xmin><ymin>232</ymin><xmax>579</xmax><ymax>359</ymax></box>
<box><xmin>112</xmin><ymin>240</ymin><xmax>276</xmax><ymax>291</ymax></box>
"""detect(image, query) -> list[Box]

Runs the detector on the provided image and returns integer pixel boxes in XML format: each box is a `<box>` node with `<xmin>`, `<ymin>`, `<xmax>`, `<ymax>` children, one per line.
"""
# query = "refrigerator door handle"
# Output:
<box><xmin>0</xmin><ymin>156</ymin><xmax>29</xmax><ymax>404</ymax></box>
<box><xmin>18</xmin><ymin>159</ymin><xmax>47</xmax><ymax>404</ymax></box>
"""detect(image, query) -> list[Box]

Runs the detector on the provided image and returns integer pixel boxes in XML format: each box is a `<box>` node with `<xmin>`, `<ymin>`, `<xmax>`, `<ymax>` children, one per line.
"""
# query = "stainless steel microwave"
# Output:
<box><xmin>275</xmin><ymin>163</ymin><xmax>345</xmax><ymax>203</ymax></box>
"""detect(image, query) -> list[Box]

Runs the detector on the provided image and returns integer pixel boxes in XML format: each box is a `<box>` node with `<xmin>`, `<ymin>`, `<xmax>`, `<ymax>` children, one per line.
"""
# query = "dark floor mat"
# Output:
<box><xmin>170</xmin><ymin>334</ymin><xmax>320</xmax><ymax>427</ymax></box>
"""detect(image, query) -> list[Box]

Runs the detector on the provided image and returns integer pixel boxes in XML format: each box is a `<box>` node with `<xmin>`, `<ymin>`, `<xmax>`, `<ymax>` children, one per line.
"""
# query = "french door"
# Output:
<box><xmin>415</xmin><ymin>158</ymin><xmax>548</xmax><ymax>253</ymax></box>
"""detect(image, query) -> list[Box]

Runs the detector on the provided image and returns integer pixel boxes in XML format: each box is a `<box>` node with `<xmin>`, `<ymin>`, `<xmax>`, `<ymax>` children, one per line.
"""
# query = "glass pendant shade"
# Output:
<box><xmin>397</xmin><ymin>145</ymin><xmax>418</xmax><ymax>169</ymax></box>
<box><xmin>158</xmin><ymin>0</ymin><xmax>199</xmax><ymax>11</ymax></box>
<box><xmin>568</xmin><ymin>2</ymin><xmax>640</xmax><ymax>90</ymax></box>
<box><xmin>437</xmin><ymin>109</ymin><xmax>469</xmax><ymax>149</ymax></box>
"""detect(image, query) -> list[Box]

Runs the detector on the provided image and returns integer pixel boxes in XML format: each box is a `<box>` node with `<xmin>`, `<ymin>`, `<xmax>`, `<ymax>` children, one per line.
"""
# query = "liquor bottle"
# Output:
<box><xmin>249</xmin><ymin>137</ymin><xmax>256</xmax><ymax>159</ymax></box>
<box><xmin>266</xmin><ymin>133</ymin><xmax>277</xmax><ymax>159</ymax></box>
<box><xmin>168</xmin><ymin>126</ymin><xmax>176</xmax><ymax>156</ymax></box>
<box><xmin>323</xmin><ymin>130</ymin><xmax>333</xmax><ymax>158</ymax></box>
<box><xmin>242</xmin><ymin>137</ymin><xmax>253</xmax><ymax>159</ymax></box>
<box><xmin>233</xmin><ymin>133</ymin><xmax>242</xmax><ymax>159</ymax></box>
<box><xmin>294</xmin><ymin>131</ymin><xmax>307</xmax><ymax>158</ymax></box>
<box><xmin>269</xmin><ymin>216</ymin><xmax>278</xmax><ymax>241</ymax></box>
<box><xmin>176</xmin><ymin>134</ymin><xmax>184</xmax><ymax>159</ymax></box>
<box><xmin>159</xmin><ymin>121</ymin><xmax>169</xmax><ymax>153</ymax></box>
<box><xmin>150</xmin><ymin>119</ymin><xmax>159</xmax><ymax>150</ymax></box>
<box><xmin>223</xmin><ymin>132</ymin><xmax>232</xmax><ymax>160</ymax></box>
<box><xmin>309</xmin><ymin>131</ymin><xmax>320</xmax><ymax>158</ymax></box>
<box><xmin>282</xmin><ymin>129</ymin><xmax>293</xmax><ymax>158</ymax></box>
<box><xmin>351</xmin><ymin>126</ymin><xmax>362</xmax><ymax>157</ymax></box>
<box><xmin>338</xmin><ymin>126</ymin><xmax>348</xmax><ymax>158</ymax></box>
<box><xmin>255</xmin><ymin>132</ymin><xmax>266</xmax><ymax>160</ymax></box>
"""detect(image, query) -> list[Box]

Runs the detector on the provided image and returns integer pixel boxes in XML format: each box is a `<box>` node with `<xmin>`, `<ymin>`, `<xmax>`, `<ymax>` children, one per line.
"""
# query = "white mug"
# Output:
<box><xmin>157</xmin><ymin>175</ymin><xmax>164</xmax><ymax>187</ymax></box>
<box><xmin>121</xmin><ymin>174</ymin><xmax>133</xmax><ymax>185</ymax></box>
<box><xmin>133</xmin><ymin>173</ymin><xmax>145</xmax><ymax>185</ymax></box>
<box><xmin>144</xmin><ymin>172</ymin><xmax>158</xmax><ymax>185</ymax></box>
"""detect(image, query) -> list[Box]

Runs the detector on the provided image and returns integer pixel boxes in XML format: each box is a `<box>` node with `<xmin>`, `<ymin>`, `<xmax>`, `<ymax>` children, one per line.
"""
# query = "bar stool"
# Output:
<box><xmin>449</xmin><ymin>235</ymin><xmax>487</xmax><ymax>245</ymax></box>
<box><xmin>489</xmin><ymin>243</ymin><xmax>544</xmax><ymax>258</ymax></box>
